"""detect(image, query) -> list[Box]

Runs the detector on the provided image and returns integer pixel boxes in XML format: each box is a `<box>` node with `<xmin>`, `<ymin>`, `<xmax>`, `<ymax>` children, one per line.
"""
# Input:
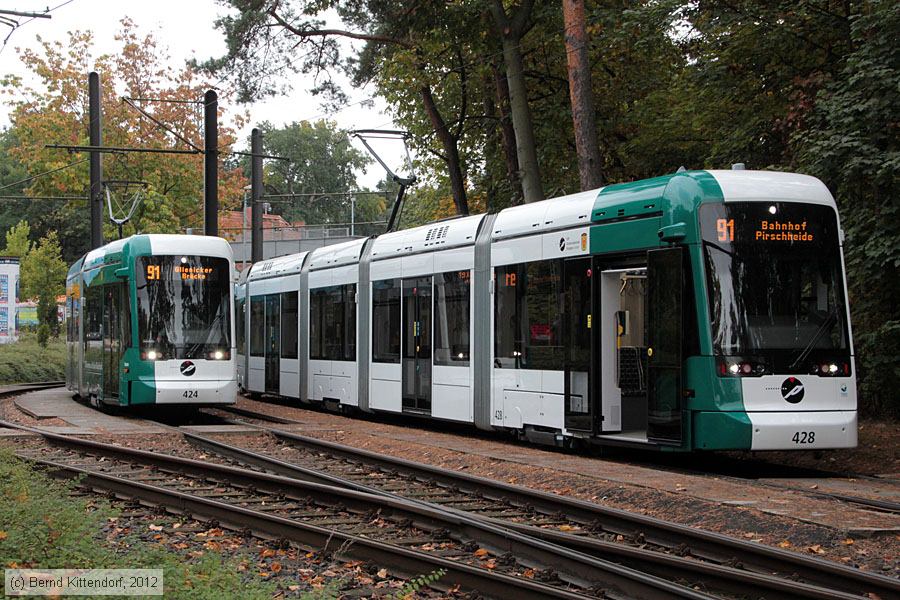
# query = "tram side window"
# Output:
<box><xmin>115</xmin><ymin>282</ymin><xmax>131</xmax><ymax>347</ymax></box>
<box><xmin>434</xmin><ymin>271</ymin><xmax>470</xmax><ymax>366</ymax></box>
<box><xmin>309</xmin><ymin>289</ymin><xmax>323</xmax><ymax>359</ymax></box>
<box><xmin>343</xmin><ymin>284</ymin><xmax>356</xmax><ymax>361</ymax></box>
<box><xmin>281</xmin><ymin>291</ymin><xmax>298</xmax><ymax>359</ymax></box>
<box><xmin>66</xmin><ymin>294</ymin><xmax>73</xmax><ymax>342</ymax></box>
<box><xmin>249</xmin><ymin>296</ymin><xmax>265</xmax><ymax>357</ymax></box>
<box><xmin>235</xmin><ymin>299</ymin><xmax>245</xmax><ymax>354</ymax></box>
<box><xmin>310</xmin><ymin>285</ymin><xmax>356</xmax><ymax>361</ymax></box>
<box><xmin>322</xmin><ymin>286</ymin><xmax>342</xmax><ymax>360</ymax></box>
<box><xmin>494</xmin><ymin>261</ymin><xmax>563</xmax><ymax>370</ymax></box>
<box><xmin>84</xmin><ymin>285</ymin><xmax>103</xmax><ymax>342</ymax></box>
<box><xmin>372</xmin><ymin>279</ymin><xmax>400</xmax><ymax>363</ymax></box>
<box><xmin>495</xmin><ymin>265</ymin><xmax>520</xmax><ymax>368</ymax></box>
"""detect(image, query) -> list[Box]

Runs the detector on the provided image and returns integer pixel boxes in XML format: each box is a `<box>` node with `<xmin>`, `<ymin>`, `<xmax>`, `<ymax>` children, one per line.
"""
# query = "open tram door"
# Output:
<box><xmin>563</xmin><ymin>257</ymin><xmax>593</xmax><ymax>432</ymax></box>
<box><xmin>646</xmin><ymin>247</ymin><xmax>684</xmax><ymax>444</ymax></box>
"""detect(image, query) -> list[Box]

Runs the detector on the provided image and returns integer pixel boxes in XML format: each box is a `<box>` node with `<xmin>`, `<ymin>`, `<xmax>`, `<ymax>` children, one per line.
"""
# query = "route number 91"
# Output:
<box><xmin>792</xmin><ymin>431</ymin><xmax>815</xmax><ymax>444</ymax></box>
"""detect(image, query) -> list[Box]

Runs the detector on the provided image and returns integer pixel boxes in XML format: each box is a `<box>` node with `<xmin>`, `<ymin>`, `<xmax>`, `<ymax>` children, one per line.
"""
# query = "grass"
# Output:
<box><xmin>0</xmin><ymin>447</ymin><xmax>284</xmax><ymax>599</ymax></box>
<box><xmin>0</xmin><ymin>332</ymin><xmax>66</xmax><ymax>384</ymax></box>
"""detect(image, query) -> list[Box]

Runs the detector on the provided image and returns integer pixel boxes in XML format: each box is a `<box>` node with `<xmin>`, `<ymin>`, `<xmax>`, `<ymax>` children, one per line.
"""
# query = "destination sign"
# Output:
<box><xmin>702</xmin><ymin>202</ymin><xmax>831</xmax><ymax>248</ymax></box>
<box><xmin>755</xmin><ymin>220</ymin><xmax>814</xmax><ymax>242</ymax></box>
<box><xmin>145</xmin><ymin>261</ymin><xmax>221</xmax><ymax>283</ymax></box>
<box><xmin>716</xmin><ymin>217</ymin><xmax>815</xmax><ymax>243</ymax></box>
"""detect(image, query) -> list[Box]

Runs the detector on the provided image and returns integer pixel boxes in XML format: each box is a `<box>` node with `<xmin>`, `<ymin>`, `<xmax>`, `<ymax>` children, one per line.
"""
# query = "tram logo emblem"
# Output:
<box><xmin>559</xmin><ymin>237</ymin><xmax>566</xmax><ymax>251</ymax></box>
<box><xmin>180</xmin><ymin>361</ymin><xmax>196</xmax><ymax>377</ymax></box>
<box><xmin>781</xmin><ymin>377</ymin><xmax>804</xmax><ymax>403</ymax></box>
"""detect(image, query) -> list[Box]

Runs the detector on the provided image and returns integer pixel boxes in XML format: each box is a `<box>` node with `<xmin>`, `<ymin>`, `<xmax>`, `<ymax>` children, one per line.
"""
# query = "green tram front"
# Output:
<box><xmin>587</xmin><ymin>170</ymin><xmax>856</xmax><ymax>451</ymax></box>
<box><xmin>66</xmin><ymin>234</ymin><xmax>237</xmax><ymax>407</ymax></box>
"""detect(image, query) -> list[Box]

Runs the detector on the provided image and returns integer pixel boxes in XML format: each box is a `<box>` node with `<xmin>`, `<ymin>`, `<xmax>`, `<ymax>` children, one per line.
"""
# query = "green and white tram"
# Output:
<box><xmin>238</xmin><ymin>169</ymin><xmax>856</xmax><ymax>451</ymax></box>
<box><xmin>66</xmin><ymin>234</ymin><xmax>237</xmax><ymax>408</ymax></box>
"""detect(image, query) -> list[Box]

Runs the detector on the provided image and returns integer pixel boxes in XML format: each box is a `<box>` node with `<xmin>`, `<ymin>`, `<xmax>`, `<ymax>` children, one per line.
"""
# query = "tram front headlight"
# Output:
<box><xmin>144</xmin><ymin>349</ymin><xmax>159</xmax><ymax>361</ymax></box>
<box><xmin>208</xmin><ymin>349</ymin><xmax>230</xmax><ymax>360</ymax></box>
<box><xmin>812</xmin><ymin>361</ymin><xmax>846</xmax><ymax>377</ymax></box>
<box><xmin>717</xmin><ymin>356</ymin><xmax>767</xmax><ymax>377</ymax></box>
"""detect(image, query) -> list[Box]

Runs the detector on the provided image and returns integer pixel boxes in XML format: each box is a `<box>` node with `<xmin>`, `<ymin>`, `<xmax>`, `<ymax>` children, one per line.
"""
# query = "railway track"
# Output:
<box><xmin>195</xmin><ymin>406</ymin><xmax>899</xmax><ymax>599</ymax></box>
<box><xmin>3</xmin><ymin>419</ymin><xmax>724</xmax><ymax>600</ymax></box>
<box><xmin>2</xmin><ymin>386</ymin><xmax>897</xmax><ymax>598</ymax></box>
<box><xmin>224</xmin><ymin>403</ymin><xmax>900</xmax><ymax>515</ymax></box>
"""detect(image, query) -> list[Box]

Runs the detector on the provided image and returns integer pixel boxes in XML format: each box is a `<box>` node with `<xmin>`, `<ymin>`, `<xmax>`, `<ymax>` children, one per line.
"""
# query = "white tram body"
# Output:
<box><xmin>237</xmin><ymin>170</ymin><xmax>857</xmax><ymax>451</ymax></box>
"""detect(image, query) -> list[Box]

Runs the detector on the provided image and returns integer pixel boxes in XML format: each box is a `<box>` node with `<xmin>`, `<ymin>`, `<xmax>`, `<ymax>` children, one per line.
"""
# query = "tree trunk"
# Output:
<box><xmin>562</xmin><ymin>0</ymin><xmax>604</xmax><ymax>190</ymax></box>
<box><xmin>481</xmin><ymin>73</ymin><xmax>499</xmax><ymax>212</ymax></box>
<box><xmin>420</xmin><ymin>85</ymin><xmax>469</xmax><ymax>216</ymax></box>
<box><xmin>493</xmin><ymin>63</ymin><xmax>522</xmax><ymax>205</ymax></box>
<box><xmin>490</xmin><ymin>0</ymin><xmax>544</xmax><ymax>203</ymax></box>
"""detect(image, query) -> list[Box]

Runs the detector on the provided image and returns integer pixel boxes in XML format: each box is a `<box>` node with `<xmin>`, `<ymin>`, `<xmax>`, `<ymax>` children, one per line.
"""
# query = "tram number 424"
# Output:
<box><xmin>792</xmin><ymin>431</ymin><xmax>815</xmax><ymax>444</ymax></box>
<box><xmin>182</xmin><ymin>390</ymin><xmax>199</xmax><ymax>399</ymax></box>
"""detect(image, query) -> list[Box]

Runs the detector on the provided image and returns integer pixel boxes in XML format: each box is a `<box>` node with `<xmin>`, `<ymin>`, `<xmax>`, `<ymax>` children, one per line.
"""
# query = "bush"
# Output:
<box><xmin>36</xmin><ymin>324</ymin><xmax>50</xmax><ymax>348</ymax></box>
<box><xmin>0</xmin><ymin>332</ymin><xmax>66</xmax><ymax>384</ymax></box>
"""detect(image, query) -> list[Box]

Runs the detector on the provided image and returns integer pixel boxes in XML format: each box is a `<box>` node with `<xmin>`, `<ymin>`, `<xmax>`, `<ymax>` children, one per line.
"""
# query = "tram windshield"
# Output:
<box><xmin>136</xmin><ymin>256</ymin><xmax>231</xmax><ymax>360</ymax></box>
<box><xmin>700</xmin><ymin>202</ymin><xmax>850</xmax><ymax>373</ymax></box>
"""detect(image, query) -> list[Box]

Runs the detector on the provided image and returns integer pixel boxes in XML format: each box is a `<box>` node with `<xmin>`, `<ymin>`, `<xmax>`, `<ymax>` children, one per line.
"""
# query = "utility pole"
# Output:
<box><xmin>203</xmin><ymin>89</ymin><xmax>218</xmax><ymax>236</ymax></box>
<box><xmin>88</xmin><ymin>72</ymin><xmax>103</xmax><ymax>249</ymax></box>
<box><xmin>350</xmin><ymin>193</ymin><xmax>355</xmax><ymax>237</ymax></box>
<box><xmin>250</xmin><ymin>128</ymin><xmax>263</xmax><ymax>263</ymax></box>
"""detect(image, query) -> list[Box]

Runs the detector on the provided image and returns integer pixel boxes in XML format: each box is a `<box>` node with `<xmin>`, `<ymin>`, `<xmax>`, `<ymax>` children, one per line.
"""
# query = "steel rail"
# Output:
<box><xmin>160</xmin><ymin>419</ymin><xmax>862</xmax><ymax>600</ymax></box>
<box><xmin>3</xmin><ymin>420</ymin><xmax>712</xmax><ymax>600</ymax></box>
<box><xmin>2</xmin><ymin>389</ymin><xmax>893</xmax><ymax>598</ymax></box>
<box><xmin>211</xmin><ymin>408</ymin><xmax>900</xmax><ymax>599</ymax></box>
<box><xmin>34</xmin><ymin>456</ymin><xmax>585</xmax><ymax>600</ymax></box>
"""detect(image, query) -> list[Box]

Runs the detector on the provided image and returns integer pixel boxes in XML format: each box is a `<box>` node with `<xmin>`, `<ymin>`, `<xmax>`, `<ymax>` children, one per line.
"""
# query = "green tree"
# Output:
<box><xmin>2</xmin><ymin>221</ymin><xmax>31</xmax><ymax>258</ymax></box>
<box><xmin>2</xmin><ymin>20</ymin><xmax>247</xmax><ymax>261</ymax></box>
<box><xmin>20</xmin><ymin>231</ymin><xmax>67</xmax><ymax>343</ymax></box>
<box><xmin>657</xmin><ymin>0</ymin><xmax>897</xmax><ymax>416</ymax></box>
<box><xmin>792</xmin><ymin>0</ymin><xmax>900</xmax><ymax>416</ymax></box>
<box><xmin>201</xmin><ymin>0</ymin><xmax>483</xmax><ymax>216</ymax></box>
<box><xmin>257</xmin><ymin>120</ymin><xmax>383</xmax><ymax>230</ymax></box>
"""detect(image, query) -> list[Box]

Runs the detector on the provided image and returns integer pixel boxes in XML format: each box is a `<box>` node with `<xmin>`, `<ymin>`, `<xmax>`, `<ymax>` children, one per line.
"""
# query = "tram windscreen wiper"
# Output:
<box><xmin>788</xmin><ymin>307</ymin><xmax>839</xmax><ymax>370</ymax></box>
<box><xmin>185</xmin><ymin>311</ymin><xmax>226</xmax><ymax>359</ymax></box>
<box><xmin>704</xmin><ymin>240</ymin><xmax>739</xmax><ymax>259</ymax></box>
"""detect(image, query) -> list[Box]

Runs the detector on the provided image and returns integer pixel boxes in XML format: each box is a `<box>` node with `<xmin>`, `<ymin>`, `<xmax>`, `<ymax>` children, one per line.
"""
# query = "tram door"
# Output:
<box><xmin>402</xmin><ymin>277</ymin><xmax>432</xmax><ymax>414</ymax></box>
<box><xmin>264</xmin><ymin>294</ymin><xmax>280</xmax><ymax>394</ymax></box>
<box><xmin>646</xmin><ymin>247</ymin><xmax>683</xmax><ymax>444</ymax></box>
<box><xmin>563</xmin><ymin>258</ymin><xmax>593</xmax><ymax>432</ymax></box>
<box><xmin>101</xmin><ymin>284</ymin><xmax>125</xmax><ymax>400</ymax></box>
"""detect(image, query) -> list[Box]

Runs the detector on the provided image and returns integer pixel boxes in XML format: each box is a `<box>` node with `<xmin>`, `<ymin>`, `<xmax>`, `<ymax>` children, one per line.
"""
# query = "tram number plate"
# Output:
<box><xmin>792</xmin><ymin>431</ymin><xmax>815</xmax><ymax>444</ymax></box>
<box><xmin>183</xmin><ymin>390</ymin><xmax>199</xmax><ymax>399</ymax></box>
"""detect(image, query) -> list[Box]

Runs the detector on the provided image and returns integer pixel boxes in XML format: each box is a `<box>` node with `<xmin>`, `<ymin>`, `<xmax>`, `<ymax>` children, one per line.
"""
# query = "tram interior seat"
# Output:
<box><xmin>618</xmin><ymin>346</ymin><xmax>648</xmax><ymax>431</ymax></box>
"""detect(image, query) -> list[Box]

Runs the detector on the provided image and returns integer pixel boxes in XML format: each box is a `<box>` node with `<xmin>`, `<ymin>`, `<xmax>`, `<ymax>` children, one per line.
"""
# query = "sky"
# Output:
<box><xmin>0</xmin><ymin>0</ymin><xmax>405</xmax><ymax>188</ymax></box>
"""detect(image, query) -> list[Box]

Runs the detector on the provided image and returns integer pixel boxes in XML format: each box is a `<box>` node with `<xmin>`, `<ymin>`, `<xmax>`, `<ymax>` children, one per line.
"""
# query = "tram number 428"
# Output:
<box><xmin>183</xmin><ymin>390</ymin><xmax>199</xmax><ymax>399</ymax></box>
<box><xmin>792</xmin><ymin>431</ymin><xmax>815</xmax><ymax>444</ymax></box>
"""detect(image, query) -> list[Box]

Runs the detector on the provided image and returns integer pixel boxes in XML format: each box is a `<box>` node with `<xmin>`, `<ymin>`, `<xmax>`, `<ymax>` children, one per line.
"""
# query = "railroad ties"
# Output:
<box><xmin>2</xmin><ymin>385</ymin><xmax>898</xmax><ymax>600</ymax></box>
